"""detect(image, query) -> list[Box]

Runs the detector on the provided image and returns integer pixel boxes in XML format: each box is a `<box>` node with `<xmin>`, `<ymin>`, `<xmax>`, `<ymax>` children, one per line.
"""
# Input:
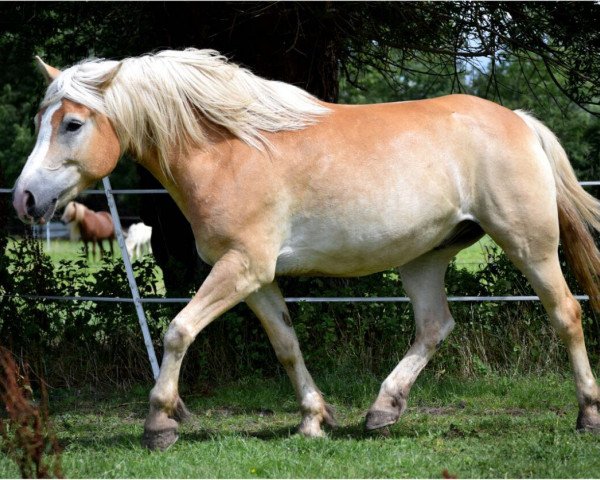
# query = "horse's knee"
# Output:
<box><xmin>164</xmin><ymin>321</ymin><xmax>193</xmax><ymax>356</ymax></box>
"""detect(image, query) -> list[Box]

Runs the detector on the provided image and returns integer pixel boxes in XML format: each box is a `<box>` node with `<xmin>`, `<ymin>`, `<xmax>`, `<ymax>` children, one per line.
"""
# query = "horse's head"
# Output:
<box><xmin>12</xmin><ymin>57</ymin><xmax>121</xmax><ymax>225</ymax></box>
<box><xmin>60</xmin><ymin>201</ymin><xmax>78</xmax><ymax>225</ymax></box>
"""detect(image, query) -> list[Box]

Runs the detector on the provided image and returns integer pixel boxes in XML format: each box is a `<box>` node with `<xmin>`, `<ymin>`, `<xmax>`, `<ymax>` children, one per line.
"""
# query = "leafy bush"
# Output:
<box><xmin>0</xmin><ymin>235</ymin><xmax>170</xmax><ymax>386</ymax></box>
<box><xmin>1</xmin><ymin>233</ymin><xmax>599</xmax><ymax>390</ymax></box>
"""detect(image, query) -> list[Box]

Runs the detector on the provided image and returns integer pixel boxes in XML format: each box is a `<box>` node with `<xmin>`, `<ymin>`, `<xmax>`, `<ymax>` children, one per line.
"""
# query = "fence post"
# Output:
<box><xmin>102</xmin><ymin>177</ymin><xmax>160</xmax><ymax>380</ymax></box>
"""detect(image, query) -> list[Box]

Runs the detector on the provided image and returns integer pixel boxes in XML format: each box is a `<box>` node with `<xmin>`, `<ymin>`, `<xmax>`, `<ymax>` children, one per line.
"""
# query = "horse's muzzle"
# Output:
<box><xmin>13</xmin><ymin>187</ymin><xmax>57</xmax><ymax>225</ymax></box>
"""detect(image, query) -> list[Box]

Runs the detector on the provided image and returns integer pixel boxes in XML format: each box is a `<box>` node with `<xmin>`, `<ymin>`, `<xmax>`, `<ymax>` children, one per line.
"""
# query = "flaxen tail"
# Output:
<box><xmin>515</xmin><ymin>110</ymin><xmax>600</xmax><ymax>310</ymax></box>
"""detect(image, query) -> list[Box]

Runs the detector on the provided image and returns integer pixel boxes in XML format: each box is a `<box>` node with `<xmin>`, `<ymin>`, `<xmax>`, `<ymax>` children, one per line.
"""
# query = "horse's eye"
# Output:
<box><xmin>65</xmin><ymin>121</ymin><xmax>83</xmax><ymax>132</ymax></box>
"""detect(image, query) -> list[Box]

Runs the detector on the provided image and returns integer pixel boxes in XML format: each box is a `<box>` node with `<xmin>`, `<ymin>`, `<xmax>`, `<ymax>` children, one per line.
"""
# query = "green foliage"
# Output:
<box><xmin>2</xmin><ymin>235</ymin><xmax>599</xmax><ymax>387</ymax></box>
<box><xmin>0</xmin><ymin>84</ymin><xmax>35</xmax><ymax>185</ymax></box>
<box><xmin>0</xmin><ymin>236</ymin><xmax>169</xmax><ymax>385</ymax></box>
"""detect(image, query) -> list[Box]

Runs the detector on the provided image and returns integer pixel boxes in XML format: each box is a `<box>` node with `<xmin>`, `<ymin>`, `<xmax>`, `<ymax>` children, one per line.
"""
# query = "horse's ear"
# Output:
<box><xmin>98</xmin><ymin>62</ymin><xmax>123</xmax><ymax>91</ymax></box>
<box><xmin>35</xmin><ymin>56</ymin><xmax>61</xmax><ymax>84</ymax></box>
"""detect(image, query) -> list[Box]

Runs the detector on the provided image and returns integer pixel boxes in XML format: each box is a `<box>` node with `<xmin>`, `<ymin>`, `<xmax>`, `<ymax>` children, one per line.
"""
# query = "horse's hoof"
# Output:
<box><xmin>576</xmin><ymin>407</ymin><xmax>600</xmax><ymax>433</ymax></box>
<box><xmin>142</xmin><ymin>427</ymin><xmax>179</xmax><ymax>451</ymax></box>
<box><xmin>365</xmin><ymin>409</ymin><xmax>399</xmax><ymax>431</ymax></box>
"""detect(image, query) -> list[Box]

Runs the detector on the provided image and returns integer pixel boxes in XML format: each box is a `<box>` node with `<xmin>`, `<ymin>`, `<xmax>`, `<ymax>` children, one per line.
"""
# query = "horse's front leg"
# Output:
<box><xmin>245</xmin><ymin>282</ymin><xmax>336</xmax><ymax>437</ymax></box>
<box><xmin>142</xmin><ymin>249</ymin><xmax>271</xmax><ymax>450</ymax></box>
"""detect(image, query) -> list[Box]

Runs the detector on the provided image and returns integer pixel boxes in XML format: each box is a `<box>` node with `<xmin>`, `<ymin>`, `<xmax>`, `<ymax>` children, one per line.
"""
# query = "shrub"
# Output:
<box><xmin>1</xmin><ymin>233</ymin><xmax>598</xmax><ymax>389</ymax></box>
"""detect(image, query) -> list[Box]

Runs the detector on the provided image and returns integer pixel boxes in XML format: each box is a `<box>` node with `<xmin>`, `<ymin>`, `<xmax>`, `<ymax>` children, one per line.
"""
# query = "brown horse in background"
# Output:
<box><xmin>60</xmin><ymin>201</ymin><xmax>115</xmax><ymax>260</ymax></box>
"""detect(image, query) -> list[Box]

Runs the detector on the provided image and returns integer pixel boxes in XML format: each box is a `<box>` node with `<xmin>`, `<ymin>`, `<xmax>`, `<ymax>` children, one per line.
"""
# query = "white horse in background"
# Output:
<box><xmin>125</xmin><ymin>222</ymin><xmax>153</xmax><ymax>261</ymax></box>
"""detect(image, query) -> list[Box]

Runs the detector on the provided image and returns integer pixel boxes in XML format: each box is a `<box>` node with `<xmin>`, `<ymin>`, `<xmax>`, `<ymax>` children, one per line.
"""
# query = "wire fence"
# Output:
<box><xmin>2</xmin><ymin>180</ymin><xmax>600</xmax><ymax>306</ymax></box>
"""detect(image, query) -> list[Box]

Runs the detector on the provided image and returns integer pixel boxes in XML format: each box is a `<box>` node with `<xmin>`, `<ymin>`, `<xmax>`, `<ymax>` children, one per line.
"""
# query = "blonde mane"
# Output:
<box><xmin>41</xmin><ymin>48</ymin><xmax>331</xmax><ymax>177</ymax></box>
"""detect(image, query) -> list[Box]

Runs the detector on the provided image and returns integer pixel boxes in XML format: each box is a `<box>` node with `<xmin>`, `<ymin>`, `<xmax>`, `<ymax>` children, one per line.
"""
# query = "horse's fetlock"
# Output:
<box><xmin>391</xmin><ymin>391</ymin><xmax>407</xmax><ymax>410</ymax></box>
<box><xmin>149</xmin><ymin>391</ymin><xmax>174</xmax><ymax>411</ymax></box>
<box><xmin>300</xmin><ymin>391</ymin><xmax>325</xmax><ymax>415</ymax></box>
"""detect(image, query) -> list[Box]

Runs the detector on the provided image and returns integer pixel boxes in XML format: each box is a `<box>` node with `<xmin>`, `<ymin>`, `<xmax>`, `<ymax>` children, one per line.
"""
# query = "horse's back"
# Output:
<box><xmin>92</xmin><ymin>211</ymin><xmax>115</xmax><ymax>238</ymax></box>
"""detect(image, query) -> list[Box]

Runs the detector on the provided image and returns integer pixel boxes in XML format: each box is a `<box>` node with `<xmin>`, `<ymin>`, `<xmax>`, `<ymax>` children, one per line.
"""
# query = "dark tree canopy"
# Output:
<box><xmin>2</xmin><ymin>2</ymin><xmax>600</xmax><ymax>108</ymax></box>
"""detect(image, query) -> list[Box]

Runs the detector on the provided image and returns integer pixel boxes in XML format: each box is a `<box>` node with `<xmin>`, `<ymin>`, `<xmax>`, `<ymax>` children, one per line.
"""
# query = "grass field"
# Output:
<box><xmin>41</xmin><ymin>238</ymin><xmax>120</xmax><ymax>268</ymax></box>
<box><xmin>1</xmin><ymin>373</ymin><xmax>599</xmax><ymax>478</ymax></box>
<box><xmin>32</xmin><ymin>235</ymin><xmax>498</xmax><ymax>274</ymax></box>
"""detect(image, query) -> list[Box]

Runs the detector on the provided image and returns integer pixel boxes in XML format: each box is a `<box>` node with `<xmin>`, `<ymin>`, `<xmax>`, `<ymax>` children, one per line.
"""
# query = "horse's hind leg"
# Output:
<box><xmin>497</xmin><ymin>245</ymin><xmax>600</xmax><ymax>432</ymax></box>
<box><xmin>245</xmin><ymin>282</ymin><xmax>335</xmax><ymax>437</ymax></box>
<box><xmin>366</xmin><ymin>249</ymin><xmax>456</xmax><ymax>431</ymax></box>
<box><xmin>481</xmin><ymin>193</ymin><xmax>600</xmax><ymax>433</ymax></box>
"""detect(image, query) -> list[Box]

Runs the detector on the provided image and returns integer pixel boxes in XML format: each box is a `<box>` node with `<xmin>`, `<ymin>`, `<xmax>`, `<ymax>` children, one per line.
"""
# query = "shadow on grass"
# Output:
<box><xmin>62</xmin><ymin>420</ymin><xmax>378</xmax><ymax>451</ymax></box>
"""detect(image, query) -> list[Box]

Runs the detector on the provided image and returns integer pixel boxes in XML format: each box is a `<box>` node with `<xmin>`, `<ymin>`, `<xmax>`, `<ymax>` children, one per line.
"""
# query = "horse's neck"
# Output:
<box><xmin>75</xmin><ymin>203</ymin><xmax>87</xmax><ymax>223</ymax></box>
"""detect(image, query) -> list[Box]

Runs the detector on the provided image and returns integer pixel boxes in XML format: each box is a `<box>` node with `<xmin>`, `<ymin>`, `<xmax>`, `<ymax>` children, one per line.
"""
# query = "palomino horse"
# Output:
<box><xmin>61</xmin><ymin>200</ymin><xmax>115</xmax><ymax>259</ymax></box>
<box><xmin>12</xmin><ymin>49</ymin><xmax>600</xmax><ymax>450</ymax></box>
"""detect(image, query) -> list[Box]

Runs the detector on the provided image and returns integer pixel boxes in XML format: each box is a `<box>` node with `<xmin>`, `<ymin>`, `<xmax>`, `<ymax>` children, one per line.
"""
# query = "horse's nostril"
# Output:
<box><xmin>24</xmin><ymin>190</ymin><xmax>36</xmax><ymax>215</ymax></box>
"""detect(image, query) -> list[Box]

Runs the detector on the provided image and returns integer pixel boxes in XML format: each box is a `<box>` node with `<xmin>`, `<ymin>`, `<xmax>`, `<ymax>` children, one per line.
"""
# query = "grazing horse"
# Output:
<box><xmin>125</xmin><ymin>222</ymin><xmax>152</xmax><ymax>261</ymax></box>
<box><xmin>60</xmin><ymin>202</ymin><xmax>115</xmax><ymax>259</ymax></box>
<box><xmin>12</xmin><ymin>49</ymin><xmax>600</xmax><ymax>450</ymax></box>
<box><xmin>60</xmin><ymin>200</ymin><xmax>115</xmax><ymax>260</ymax></box>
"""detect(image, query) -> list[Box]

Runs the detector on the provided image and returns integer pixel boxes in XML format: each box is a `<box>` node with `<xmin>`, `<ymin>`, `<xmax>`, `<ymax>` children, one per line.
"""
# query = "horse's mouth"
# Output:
<box><xmin>21</xmin><ymin>199</ymin><xmax>57</xmax><ymax>226</ymax></box>
<box><xmin>38</xmin><ymin>201</ymin><xmax>57</xmax><ymax>225</ymax></box>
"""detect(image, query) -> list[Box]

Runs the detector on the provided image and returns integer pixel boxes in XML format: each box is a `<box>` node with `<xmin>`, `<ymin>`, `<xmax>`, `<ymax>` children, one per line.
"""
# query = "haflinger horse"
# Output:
<box><xmin>12</xmin><ymin>49</ymin><xmax>600</xmax><ymax>450</ymax></box>
<box><xmin>61</xmin><ymin>200</ymin><xmax>115</xmax><ymax>259</ymax></box>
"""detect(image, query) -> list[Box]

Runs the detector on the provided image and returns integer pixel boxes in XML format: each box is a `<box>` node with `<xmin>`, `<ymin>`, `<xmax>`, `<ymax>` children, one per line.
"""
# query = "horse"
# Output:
<box><xmin>125</xmin><ymin>222</ymin><xmax>152</xmax><ymax>261</ymax></box>
<box><xmin>12</xmin><ymin>49</ymin><xmax>600</xmax><ymax>450</ymax></box>
<box><xmin>60</xmin><ymin>200</ymin><xmax>115</xmax><ymax>260</ymax></box>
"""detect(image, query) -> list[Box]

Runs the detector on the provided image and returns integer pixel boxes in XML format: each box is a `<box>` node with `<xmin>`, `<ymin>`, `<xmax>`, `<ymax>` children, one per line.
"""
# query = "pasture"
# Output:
<box><xmin>34</xmin><ymin>234</ymin><xmax>496</xmax><ymax>273</ymax></box>
<box><xmin>2</xmin><ymin>373</ymin><xmax>600</xmax><ymax>478</ymax></box>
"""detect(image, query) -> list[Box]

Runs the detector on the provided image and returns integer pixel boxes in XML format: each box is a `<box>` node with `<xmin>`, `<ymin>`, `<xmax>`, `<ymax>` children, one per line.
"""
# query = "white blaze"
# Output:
<box><xmin>21</xmin><ymin>101</ymin><xmax>62</xmax><ymax>180</ymax></box>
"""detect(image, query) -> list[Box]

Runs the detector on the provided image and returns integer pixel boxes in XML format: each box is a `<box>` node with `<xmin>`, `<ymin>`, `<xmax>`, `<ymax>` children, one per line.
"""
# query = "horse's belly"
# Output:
<box><xmin>275</xmin><ymin>215</ymin><xmax>454</xmax><ymax>277</ymax></box>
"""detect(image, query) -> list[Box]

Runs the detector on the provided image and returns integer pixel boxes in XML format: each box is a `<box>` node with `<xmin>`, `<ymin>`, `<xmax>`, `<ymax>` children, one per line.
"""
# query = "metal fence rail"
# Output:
<box><xmin>2</xmin><ymin>179</ymin><xmax>600</xmax><ymax>305</ymax></box>
<box><xmin>0</xmin><ymin>293</ymin><xmax>592</xmax><ymax>304</ymax></box>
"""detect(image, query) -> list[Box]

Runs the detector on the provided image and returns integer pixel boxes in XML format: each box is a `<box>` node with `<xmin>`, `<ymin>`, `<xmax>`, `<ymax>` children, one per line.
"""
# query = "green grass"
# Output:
<box><xmin>454</xmin><ymin>235</ymin><xmax>498</xmax><ymax>272</ymax></box>
<box><xmin>2</xmin><ymin>373</ymin><xmax>599</xmax><ymax>478</ymax></box>
<box><xmin>42</xmin><ymin>238</ymin><xmax>118</xmax><ymax>269</ymax></box>
<box><xmin>18</xmin><ymin>234</ymin><xmax>497</xmax><ymax>275</ymax></box>
<box><xmin>7</xmin><ymin>238</ymin><xmax>117</xmax><ymax>270</ymax></box>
